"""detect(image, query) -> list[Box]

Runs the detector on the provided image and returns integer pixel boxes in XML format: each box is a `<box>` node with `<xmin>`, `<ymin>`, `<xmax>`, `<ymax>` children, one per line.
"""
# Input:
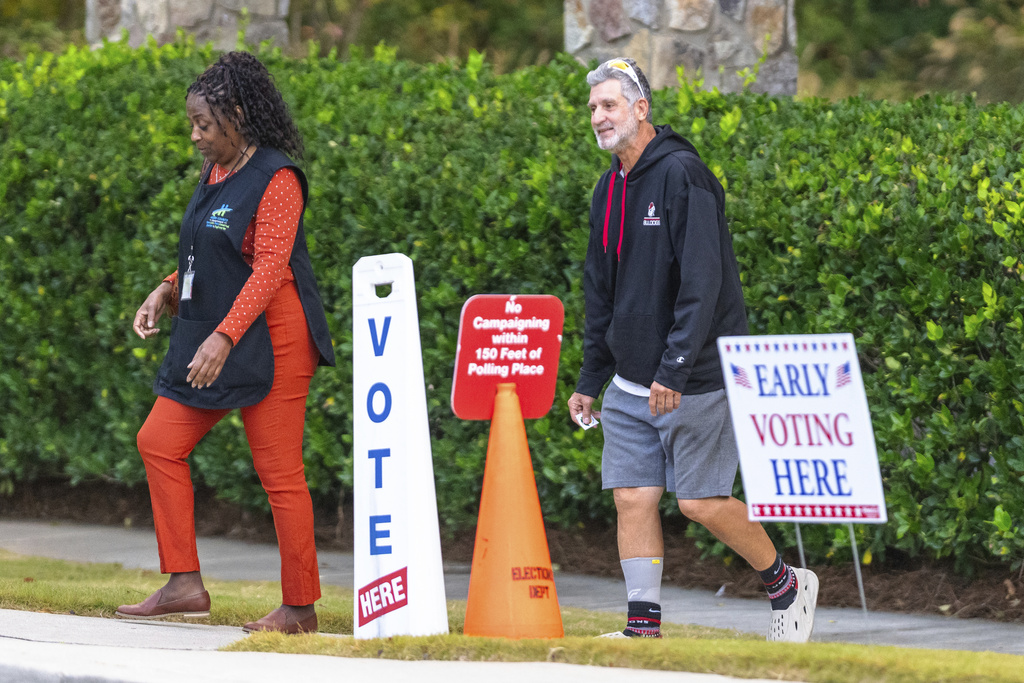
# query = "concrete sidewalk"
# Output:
<box><xmin>0</xmin><ymin>632</ymin><xmax>795</xmax><ymax>683</ymax></box>
<box><xmin>1</xmin><ymin>520</ymin><xmax>1021</xmax><ymax>682</ymax></box>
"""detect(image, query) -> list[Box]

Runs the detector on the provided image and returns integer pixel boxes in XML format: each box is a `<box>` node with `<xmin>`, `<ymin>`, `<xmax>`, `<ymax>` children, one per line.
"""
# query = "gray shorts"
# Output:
<box><xmin>600</xmin><ymin>383</ymin><xmax>739</xmax><ymax>499</ymax></box>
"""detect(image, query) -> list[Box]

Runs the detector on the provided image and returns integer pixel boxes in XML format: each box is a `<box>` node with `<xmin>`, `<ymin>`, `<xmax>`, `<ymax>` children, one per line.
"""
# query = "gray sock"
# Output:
<box><xmin>621</xmin><ymin>557</ymin><xmax>663</xmax><ymax>604</ymax></box>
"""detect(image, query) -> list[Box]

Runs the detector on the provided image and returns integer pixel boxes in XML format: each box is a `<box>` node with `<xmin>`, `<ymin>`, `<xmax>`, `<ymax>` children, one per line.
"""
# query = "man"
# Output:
<box><xmin>567</xmin><ymin>58</ymin><xmax>818</xmax><ymax>643</ymax></box>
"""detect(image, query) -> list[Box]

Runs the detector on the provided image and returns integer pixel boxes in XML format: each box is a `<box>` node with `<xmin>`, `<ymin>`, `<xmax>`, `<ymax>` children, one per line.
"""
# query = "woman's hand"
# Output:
<box><xmin>133</xmin><ymin>282</ymin><xmax>173</xmax><ymax>340</ymax></box>
<box><xmin>186</xmin><ymin>332</ymin><xmax>233</xmax><ymax>389</ymax></box>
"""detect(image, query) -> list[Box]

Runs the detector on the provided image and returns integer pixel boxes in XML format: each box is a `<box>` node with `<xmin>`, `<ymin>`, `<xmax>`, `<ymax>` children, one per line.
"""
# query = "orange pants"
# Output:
<box><xmin>137</xmin><ymin>281</ymin><xmax>321</xmax><ymax>605</ymax></box>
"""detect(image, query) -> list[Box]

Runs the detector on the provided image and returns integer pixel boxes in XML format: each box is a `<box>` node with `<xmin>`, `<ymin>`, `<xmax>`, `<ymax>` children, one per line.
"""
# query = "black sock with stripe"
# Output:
<box><xmin>623</xmin><ymin>600</ymin><xmax>661</xmax><ymax>638</ymax></box>
<box><xmin>759</xmin><ymin>553</ymin><xmax>797</xmax><ymax>611</ymax></box>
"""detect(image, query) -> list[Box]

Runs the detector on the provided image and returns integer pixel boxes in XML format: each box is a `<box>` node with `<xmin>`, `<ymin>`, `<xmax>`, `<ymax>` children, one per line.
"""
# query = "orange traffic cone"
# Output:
<box><xmin>462</xmin><ymin>383</ymin><xmax>564</xmax><ymax>639</ymax></box>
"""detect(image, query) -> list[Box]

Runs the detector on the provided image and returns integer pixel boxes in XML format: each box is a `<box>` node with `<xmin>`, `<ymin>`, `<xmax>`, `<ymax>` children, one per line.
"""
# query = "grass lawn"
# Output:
<box><xmin>1</xmin><ymin>549</ymin><xmax>1021</xmax><ymax>682</ymax></box>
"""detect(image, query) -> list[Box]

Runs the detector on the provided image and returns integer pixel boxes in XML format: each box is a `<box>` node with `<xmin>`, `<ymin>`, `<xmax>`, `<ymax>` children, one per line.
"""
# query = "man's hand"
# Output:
<box><xmin>133</xmin><ymin>282</ymin><xmax>172</xmax><ymax>340</ymax></box>
<box><xmin>186</xmin><ymin>332</ymin><xmax>233</xmax><ymax>389</ymax></box>
<box><xmin>567</xmin><ymin>392</ymin><xmax>600</xmax><ymax>427</ymax></box>
<box><xmin>649</xmin><ymin>381</ymin><xmax>680</xmax><ymax>417</ymax></box>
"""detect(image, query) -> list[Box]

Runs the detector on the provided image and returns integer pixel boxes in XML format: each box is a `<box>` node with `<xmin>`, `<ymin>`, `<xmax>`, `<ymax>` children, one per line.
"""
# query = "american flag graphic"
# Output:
<box><xmin>731</xmin><ymin>364</ymin><xmax>752</xmax><ymax>389</ymax></box>
<box><xmin>835</xmin><ymin>361</ymin><xmax>852</xmax><ymax>389</ymax></box>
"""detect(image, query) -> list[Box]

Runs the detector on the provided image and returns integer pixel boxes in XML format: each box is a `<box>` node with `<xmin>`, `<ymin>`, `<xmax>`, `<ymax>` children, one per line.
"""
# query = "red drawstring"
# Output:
<box><xmin>618</xmin><ymin>172</ymin><xmax>628</xmax><ymax>259</ymax></box>
<box><xmin>601</xmin><ymin>170</ymin><xmax>628</xmax><ymax>259</ymax></box>
<box><xmin>601</xmin><ymin>174</ymin><xmax>616</xmax><ymax>253</ymax></box>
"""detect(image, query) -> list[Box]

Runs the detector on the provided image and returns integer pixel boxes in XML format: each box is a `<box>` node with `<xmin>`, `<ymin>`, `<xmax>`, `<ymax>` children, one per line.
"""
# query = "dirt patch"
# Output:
<box><xmin>2</xmin><ymin>479</ymin><xmax>1022</xmax><ymax>622</ymax></box>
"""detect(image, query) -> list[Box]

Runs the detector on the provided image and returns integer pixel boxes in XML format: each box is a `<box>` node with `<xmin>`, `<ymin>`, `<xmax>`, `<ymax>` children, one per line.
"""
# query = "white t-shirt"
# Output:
<box><xmin>612</xmin><ymin>374</ymin><xmax>651</xmax><ymax>397</ymax></box>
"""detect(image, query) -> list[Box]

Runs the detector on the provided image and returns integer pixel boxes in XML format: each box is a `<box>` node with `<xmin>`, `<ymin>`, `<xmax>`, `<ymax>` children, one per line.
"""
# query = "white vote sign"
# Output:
<box><xmin>718</xmin><ymin>333</ymin><xmax>887</xmax><ymax>524</ymax></box>
<box><xmin>352</xmin><ymin>253</ymin><xmax>448</xmax><ymax>638</ymax></box>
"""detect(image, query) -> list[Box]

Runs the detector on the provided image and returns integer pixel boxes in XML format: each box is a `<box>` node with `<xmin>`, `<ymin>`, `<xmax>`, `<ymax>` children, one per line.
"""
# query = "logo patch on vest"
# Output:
<box><xmin>205</xmin><ymin>204</ymin><xmax>233</xmax><ymax>230</ymax></box>
<box><xmin>643</xmin><ymin>202</ymin><xmax>661</xmax><ymax>227</ymax></box>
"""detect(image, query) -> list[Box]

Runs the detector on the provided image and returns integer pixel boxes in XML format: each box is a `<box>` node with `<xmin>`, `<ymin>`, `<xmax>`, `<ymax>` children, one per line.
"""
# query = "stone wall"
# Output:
<box><xmin>85</xmin><ymin>0</ymin><xmax>290</xmax><ymax>51</ymax></box>
<box><xmin>565</xmin><ymin>0</ymin><xmax>796</xmax><ymax>95</ymax></box>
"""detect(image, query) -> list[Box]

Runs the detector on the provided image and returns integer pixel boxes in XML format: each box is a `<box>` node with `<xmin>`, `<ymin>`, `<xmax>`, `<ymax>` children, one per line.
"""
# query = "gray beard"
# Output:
<box><xmin>594</xmin><ymin>115</ymin><xmax>640</xmax><ymax>153</ymax></box>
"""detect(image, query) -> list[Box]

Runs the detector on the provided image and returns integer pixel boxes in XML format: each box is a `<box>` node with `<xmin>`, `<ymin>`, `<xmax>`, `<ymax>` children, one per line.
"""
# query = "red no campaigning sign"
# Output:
<box><xmin>451</xmin><ymin>295</ymin><xmax>564</xmax><ymax>420</ymax></box>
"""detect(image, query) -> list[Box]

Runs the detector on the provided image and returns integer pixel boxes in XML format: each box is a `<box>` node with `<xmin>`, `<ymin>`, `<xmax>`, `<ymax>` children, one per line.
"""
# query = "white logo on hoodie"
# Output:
<box><xmin>643</xmin><ymin>201</ymin><xmax>661</xmax><ymax>227</ymax></box>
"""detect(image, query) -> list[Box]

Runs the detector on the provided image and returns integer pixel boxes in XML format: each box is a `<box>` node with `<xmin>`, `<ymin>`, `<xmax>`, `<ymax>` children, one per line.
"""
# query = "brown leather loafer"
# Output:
<box><xmin>116</xmin><ymin>588</ymin><xmax>211</xmax><ymax>620</ymax></box>
<box><xmin>242</xmin><ymin>607</ymin><xmax>317</xmax><ymax>634</ymax></box>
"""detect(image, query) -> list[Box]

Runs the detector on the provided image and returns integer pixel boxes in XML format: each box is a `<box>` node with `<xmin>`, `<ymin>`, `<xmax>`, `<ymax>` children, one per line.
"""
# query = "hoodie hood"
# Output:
<box><xmin>610</xmin><ymin>124</ymin><xmax>701</xmax><ymax>178</ymax></box>
<box><xmin>601</xmin><ymin>125</ymin><xmax>701</xmax><ymax>258</ymax></box>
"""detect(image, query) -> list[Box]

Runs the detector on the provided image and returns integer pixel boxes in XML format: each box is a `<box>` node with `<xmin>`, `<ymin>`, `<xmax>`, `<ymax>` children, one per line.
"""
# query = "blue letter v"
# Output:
<box><xmin>369</xmin><ymin>317</ymin><xmax>391</xmax><ymax>357</ymax></box>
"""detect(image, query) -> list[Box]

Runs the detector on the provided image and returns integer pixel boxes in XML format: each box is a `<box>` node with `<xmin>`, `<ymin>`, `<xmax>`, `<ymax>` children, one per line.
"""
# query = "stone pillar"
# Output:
<box><xmin>565</xmin><ymin>0</ymin><xmax>797</xmax><ymax>96</ymax></box>
<box><xmin>85</xmin><ymin>0</ymin><xmax>290</xmax><ymax>51</ymax></box>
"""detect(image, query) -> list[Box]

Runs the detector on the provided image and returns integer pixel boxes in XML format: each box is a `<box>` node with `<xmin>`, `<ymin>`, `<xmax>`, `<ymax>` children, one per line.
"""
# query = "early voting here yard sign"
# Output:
<box><xmin>351</xmin><ymin>253</ymin><xmax>448</xmax><ymax>639</ymax></box>
<box><xmin>718</xmin><ymin>333</ymin><xmax>887</xmax><ymax>524</ymax></box>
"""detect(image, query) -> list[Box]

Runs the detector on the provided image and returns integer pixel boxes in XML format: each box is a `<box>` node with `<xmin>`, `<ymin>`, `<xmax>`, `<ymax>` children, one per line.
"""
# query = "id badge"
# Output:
<box><xmin>181</xmin><ymin>271</ymin><xmax>195</xmax><ymax>301</ymax></box>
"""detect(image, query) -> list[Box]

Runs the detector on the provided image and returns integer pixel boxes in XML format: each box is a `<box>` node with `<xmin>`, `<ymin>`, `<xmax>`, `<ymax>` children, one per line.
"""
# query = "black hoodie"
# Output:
<box><xmin>575</xmin><ymin>124</ymin><xmax>748</xmax><ymax>398</ymax></box>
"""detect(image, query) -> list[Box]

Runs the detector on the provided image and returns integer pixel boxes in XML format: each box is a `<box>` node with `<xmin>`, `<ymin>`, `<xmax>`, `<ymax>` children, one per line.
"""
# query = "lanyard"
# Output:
<box><xmin>181</xmin><ymin>144</ymin><xmax>250</xmax><ymax>300</ymax></box>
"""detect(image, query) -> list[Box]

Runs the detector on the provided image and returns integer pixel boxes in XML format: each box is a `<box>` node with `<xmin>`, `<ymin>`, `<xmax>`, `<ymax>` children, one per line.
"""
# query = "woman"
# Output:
<box><xmin>118</xmin><ymin>51</ymin><xmax>335</xmax><ymax>634</ymax></box>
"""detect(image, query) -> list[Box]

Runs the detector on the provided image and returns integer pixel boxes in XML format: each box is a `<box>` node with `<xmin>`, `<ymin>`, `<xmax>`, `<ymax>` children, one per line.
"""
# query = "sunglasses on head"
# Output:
<box><xmin>607</xmin><ymin>59</ymin><xmax>644</xmax><ymax>96</ymax></box>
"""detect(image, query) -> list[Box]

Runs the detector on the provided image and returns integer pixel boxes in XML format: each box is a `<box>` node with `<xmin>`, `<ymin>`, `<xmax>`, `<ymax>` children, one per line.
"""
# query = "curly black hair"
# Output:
<box><xmin>187</xmin><ymin>51</ymin><xmax>304</xmax><ymax>159</ymax></box>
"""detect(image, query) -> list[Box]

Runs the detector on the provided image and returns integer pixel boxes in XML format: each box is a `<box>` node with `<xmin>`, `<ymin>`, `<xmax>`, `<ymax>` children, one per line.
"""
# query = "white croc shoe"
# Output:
<box><xmin>767</xmin><ymin>567</ymin><xmax>819</xmax><ymax>643</ymax></box>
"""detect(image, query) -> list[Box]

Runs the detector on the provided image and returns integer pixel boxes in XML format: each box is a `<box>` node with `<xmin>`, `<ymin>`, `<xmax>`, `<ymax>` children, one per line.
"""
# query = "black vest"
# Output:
<box><xmin>154</xmin><ymin>147</ymin><xmax>335</xmax><ymax>410</ymax></box>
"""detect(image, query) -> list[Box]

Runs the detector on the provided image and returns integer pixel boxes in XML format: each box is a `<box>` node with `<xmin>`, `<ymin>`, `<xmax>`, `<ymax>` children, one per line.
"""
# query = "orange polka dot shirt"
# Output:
<box><xmin>164</xmin><ymin>162</ymin><xmax>304</xmax><ymax>346</ymax></box>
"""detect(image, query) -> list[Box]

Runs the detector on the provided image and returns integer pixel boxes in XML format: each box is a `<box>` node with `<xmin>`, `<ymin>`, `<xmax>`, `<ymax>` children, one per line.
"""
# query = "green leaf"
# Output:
<box><xmin>916</xmin><ymin>452</ymin><xmax>935</xmax><ymax>474</ymax></box>
<box><xmin>983</xmin><ymin>282</ymin><xmax>997</xmax><ymax>307</ymax></box>
<box><xmin>992</xmin><ymin>505</ymin><xmax>1012</xmax><ymax>533</ymax></box>
<box><xmin>964</xmin><ymin>313</ymin><xmax>984</xmax><ymax>340</ymax></box>
<box><xmin>466</xmin><ymin>50</ymin><xmax>484</xmax><ymax>82</ymax></box>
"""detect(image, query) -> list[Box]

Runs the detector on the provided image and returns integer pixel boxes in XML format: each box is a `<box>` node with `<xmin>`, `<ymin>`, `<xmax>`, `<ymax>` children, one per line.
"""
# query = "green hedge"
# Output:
<box><xmin>2</xmin><ymin>38</ymin><xmax>1023</xmax><ymax>575</ymax></box>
